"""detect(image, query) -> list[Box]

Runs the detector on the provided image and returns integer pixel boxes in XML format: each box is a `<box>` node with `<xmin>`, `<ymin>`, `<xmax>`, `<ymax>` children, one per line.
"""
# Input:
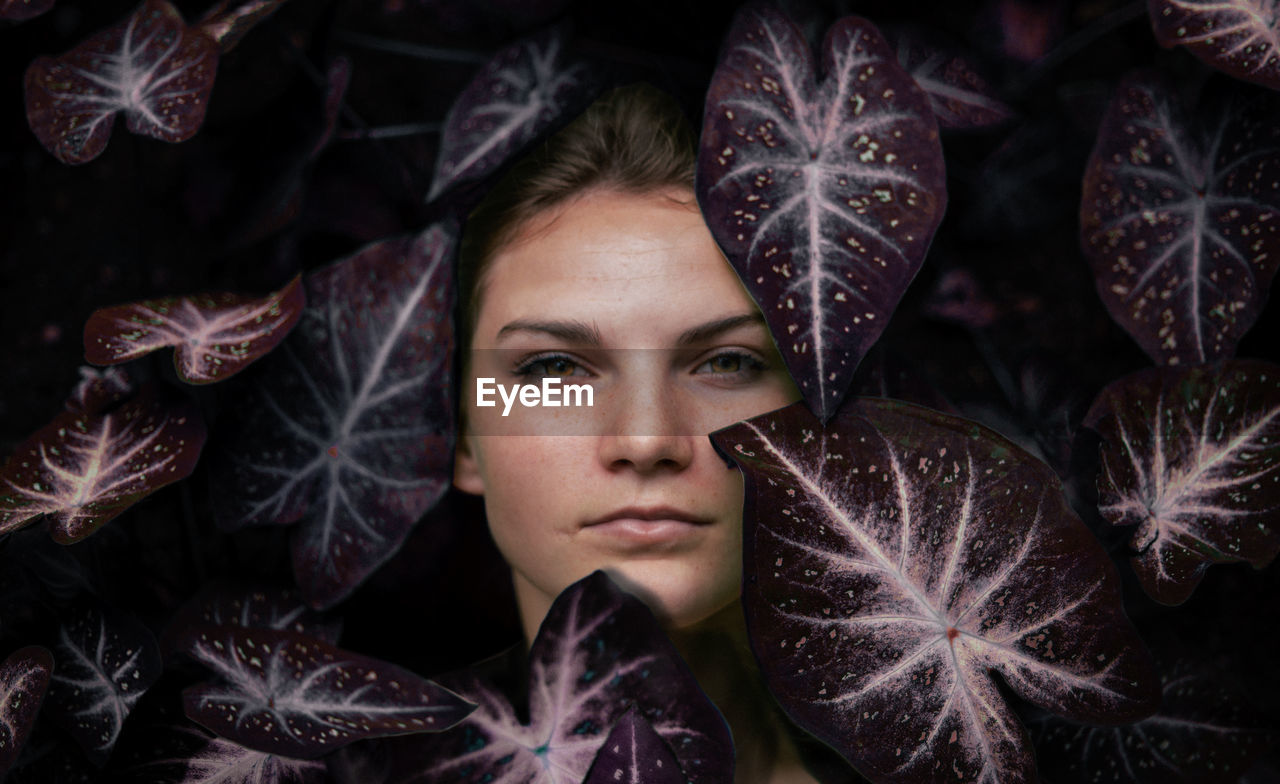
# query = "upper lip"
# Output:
<box><xmin>584</xmin><ymin>506</ymin><xmax>711</xmax><ymax>527</ymax></box>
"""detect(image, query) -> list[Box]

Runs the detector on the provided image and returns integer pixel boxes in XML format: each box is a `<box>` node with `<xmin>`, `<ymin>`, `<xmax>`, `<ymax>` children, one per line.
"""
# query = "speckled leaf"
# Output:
<box><xmin>394</xmin><ymin>571</ymin><xmax>733</xmax><ymax>784</ymax></box>
<box><xmin>0</xmin><ymin>646</ymin><xmax>53</xmax><ymax>778</ymax></box>
<box><xmin>177</xmin><ymin>733</ymin><xmax>327</xmax><ymax>784</ymax></box>
<box><xmin>1080</xmin><ymin>71</ymin><xmax>1280</xmax><ymax>366</ymax></box>
<box><xmin>23</xmin><ymin>0</ymin><xmax>219</xmax><ymax>165</ymax></box>
<box><xmin>710</xmin><ymin>399</ymin><xmax>1159</xmax><ymax>784</ymax></box>
<box><xmin>0</xmin><ymin>388</ymin><xmax>207</xmax><ymax>543</ymax></box>
<box><xmin>583</xmin><ymin>707</ymin><xmax>687</xmax><ymax>784</ymax></box>
<box><xmin>66</xmin><ymin>365</ymin><xmax>134</xmax><ymax>416</ymax></box>
<box><xmin>0</xmin><ymin>0</ymin><xmax>54</xmax><ymax>21</ymax></box>
<box><xmin>195</xmin><ymin>0</ymin><xmax>287</xmax><ymax>53</ymax></box>
<box><xmin>207</xmin><ymin>223</ymin><xmax>455</xmax><ymax>609</ymax></box>
<box><xmin>84</xmin><ymin>275</ymin><xmax>305</xmax><ymax>385</ymax></box>
<box><xmin>1084</xmin><ymin>360</ymin><xmax>1280</xmax><ymax>605</ymax></box>
<box><xmin>177</xmin><ymin>625</ymin><xmax>474</xmax><ymax>759</ymax></box>
<box><xmin>888</xmin><ymin>28</ymin><xmax>1014</xmax><ymax>130</ymax></box>
<box><xmin>697</xmin><ymin>4</ymin><xmax>946</xmax><ymax>422</ymax></box>
<box><xmin>1148</xmin><ymin>0</ymin><xmax>1280</xmax><ymax>90</ymax></box>
<box><xmin>1029</xmin><ymin>664</ymin><xmax>1277</xmax><ymax>783</ymax></box>
<box><xmin>162</xmin><ymin>580</ymin><xmax>342</xmax><ymax>656</ymax></box>
<box><xmin>427</xmin><ymin>25</ymin><xmax>596</xmax><ymax>202</ymax></box>
<box><xmin>45</xmin><ymin>607</ymin><xmax>162</xmax><ymax>766</ymax></box>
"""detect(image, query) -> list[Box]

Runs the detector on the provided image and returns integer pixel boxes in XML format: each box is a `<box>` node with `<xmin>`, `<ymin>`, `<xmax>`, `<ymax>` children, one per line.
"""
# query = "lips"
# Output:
<box><xmin>585</xmin><ymin>506</ymin><xmax>711</xmax><ymax>527</ymax></box>
<box><xmin>583</xmin><ymin>506</ymin><xmax>713</xmax><ymax>547</ymax></box>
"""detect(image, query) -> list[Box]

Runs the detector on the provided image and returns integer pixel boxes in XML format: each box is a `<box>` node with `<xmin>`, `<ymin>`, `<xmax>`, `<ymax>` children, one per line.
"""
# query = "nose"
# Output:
<box><xmin>596</xmin><ymin>379</ymin><xmax>696</xmax><ymax>474</ymax></box>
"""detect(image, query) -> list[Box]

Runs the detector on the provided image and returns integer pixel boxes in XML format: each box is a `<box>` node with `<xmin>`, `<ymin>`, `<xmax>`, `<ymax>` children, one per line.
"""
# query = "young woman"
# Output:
<box><xmin>450</xmin><ymin>84</ymin><xmax>840</xmax><ymax>784</ymax></box>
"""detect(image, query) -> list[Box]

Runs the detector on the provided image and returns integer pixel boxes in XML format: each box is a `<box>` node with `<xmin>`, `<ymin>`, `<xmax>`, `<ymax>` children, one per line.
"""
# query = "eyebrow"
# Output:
<box><xmin>494</xmin><ymin>313</ymin><xmax>767</xmax><ymax>347</ymax></box>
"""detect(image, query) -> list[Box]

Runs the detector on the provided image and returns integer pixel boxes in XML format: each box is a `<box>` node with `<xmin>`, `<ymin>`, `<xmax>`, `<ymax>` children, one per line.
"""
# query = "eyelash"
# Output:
<box><xmin>511</xmin><ymin>351</ymin><xmax>768</xmax><ymax>380</ymax></box>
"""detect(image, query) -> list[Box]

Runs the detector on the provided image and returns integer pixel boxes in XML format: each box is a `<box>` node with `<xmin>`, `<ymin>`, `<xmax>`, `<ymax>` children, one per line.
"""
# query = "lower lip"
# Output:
<box><xmin>584</xmin><ymin>518</ymin><xmax>708</xmax><ymax>546</ymax></box>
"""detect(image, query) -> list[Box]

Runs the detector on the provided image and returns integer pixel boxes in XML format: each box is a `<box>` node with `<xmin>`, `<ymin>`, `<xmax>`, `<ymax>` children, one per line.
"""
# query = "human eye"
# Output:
<box><xmin>693</xmin><ymin>350</ymin><xmax>767</xmax><ymax>381</ymax></box>
<box><xmin>512</xmin><ymin>352</ymin><xmax>592</xmax><ymax>378</ymax></box>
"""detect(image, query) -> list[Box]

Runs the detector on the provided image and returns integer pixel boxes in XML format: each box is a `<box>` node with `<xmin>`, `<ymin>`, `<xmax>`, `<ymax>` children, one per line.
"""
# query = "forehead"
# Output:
<box><xmin>472</xmin><ymin>188</ymin><xmax>760</xmax><ymax>345</ymax></box>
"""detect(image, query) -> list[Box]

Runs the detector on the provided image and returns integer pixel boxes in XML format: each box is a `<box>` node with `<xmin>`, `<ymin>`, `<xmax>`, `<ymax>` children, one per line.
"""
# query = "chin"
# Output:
<box><xmin>598</xmin><ymin>560</ymin><xmax>739</xmax><ymax>630</ymax></box>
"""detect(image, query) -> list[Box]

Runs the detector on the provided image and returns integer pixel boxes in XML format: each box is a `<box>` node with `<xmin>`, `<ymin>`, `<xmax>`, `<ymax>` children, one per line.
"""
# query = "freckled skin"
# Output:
<box><xmin>454</xmin><ymin>187</ymin><xmax>801</xmax><ymax>640</ymax></box>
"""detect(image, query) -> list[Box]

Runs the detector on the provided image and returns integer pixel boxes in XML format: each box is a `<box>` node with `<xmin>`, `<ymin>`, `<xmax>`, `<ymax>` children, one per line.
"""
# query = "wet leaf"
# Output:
<box><xmin>711</xmin><ymin>399</ymin><xmax>1160</xmax><ymax>783</ymax></box>
<box><xmin>0</xmin><ymin>646</ymin><xmax>53</xmax><ymax>779</ymax></box>
<box><xmin>1080</xmin><ymin>71</ymin><xmax>1280</xmax><ymax>366</ymax></box>
<box><xmin>208</xmin><ymin>222</ymin><xmax>456</xmax><ymax>609</ymax></box>
<box><xmin>394</xmin><ymin>571</ymin><xmax>733</xmax><ymax>783</ymax></box>
<box><xmin>0</xmin><ymin>388</ymin><xmax>207</xmax><ymax>543</ymax></box>
<box><xmin>84</xmin><ymin>275</ymin><xmax>305</xmax><ymax>385</ymax></box>
<box><xmin>1148</xmin><ymin>0</ymin><xmax>1280</xmax><ymax>91</ymax></box>
<box><xmin>583</xmin><ymin>707</ymin><xmax>687</xmax><ymax>784</ymax></box>
<box><xmin>177</xmin><ymin>625</ymin><xmax>475</xmax><ymax>759</ymax></box>
<box><xmin>697</xmin><ymin>4</ymin><xmax>946</xmax><ymax>422</ymax></box>
<box><xmin>23</xmin><ymin>0</ymin><xmax>219</xmax><ymax>164</ymax></box>
<box><xmin>1084</xmin><ymin>359</ymin><xmax>1280</xmax><ymax>605</ymax></box>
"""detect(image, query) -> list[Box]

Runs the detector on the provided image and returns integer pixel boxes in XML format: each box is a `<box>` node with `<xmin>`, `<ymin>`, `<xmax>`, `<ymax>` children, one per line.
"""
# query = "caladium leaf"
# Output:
<box><xmin>179</xmin><ymin>733</ymin><xmax>327</xmax><ymax>784</ymax></box>
<box><xmin>176</xmin><ymin>625</ymin><xmax>475</xmax><ymax>759</ymax></box>
<box><xmin>1148</xmin><ymin>0</ymin><xmax>1280</xmax><ymax>91</ymax></box>
<box><xmin>0</xmin><ymin>388</ymin><xmax>207</xmax><ymax>543</ymax></box>
<box><xmin>0</xmin><ymin>0</ymin><xmax>54</xmax><ymax>22</ymax></box>
<box><xmin>1080</xmin><ymin>71</ymin><xmax>1280</xmax><ymax>366</ymax></box>
<box><xmin>888</xmin><ymin>28</ymin><xmax>1014</xmax><ymax>130</ymax></box>
<box><xmin>45</xmin><ymin>606</ymin><xmax>162</xmax><ymax>766</ymax></box>
<box><xmin>66</xmin><ymin>366</ymin><xmax>134</xmax><ymax>416</ymax></box>
<box><xmin>1084</xmin><ymin>360</ymin><xmax>1280</xmax><ymax>605</ymax></box>
<box><xmin>1028</xmin><ymin>664</ymin><xmax>1277</xmax><ymax>784</ymax></box>
<box><xmin>83</xmin><ymin>275</ymin><xmax>305</xmax><ymax>385</ymax></box>
<box><xmin>195</xmin><ymin>0</ymin><xmax>288</xmax><ymax>53</ymax></box>
<box><xmin>208</xmin><ymin>222</ymin><xmax>456</xmax><ymax>609</ymax></box>
<box><xmin>393</xmin><ymin>571</ymin><xmax>733</xmax><ymax>783</ymax></box>
<box><xmin>583</xmin><ymin>707</ymin><xmax>687</xmax><ymax>784</ymax></box>
<box><xmin>710</xmin><ymin>399</ymin><xmax>1160</xmax><ymax>784</ymax></box>
<box><xmin>162</xmin><ymin>581</ymin><xmax>342</xmax><ymax>657</ymax></box>
<box><xmin>697</xmin><ymin>4</ymin><xmax>947</xmax><ymax>422</ymax></box>
<box><xmin>0</xmin><ymin>646</ymin><xmax>53</xmax><ymax>779</ymax></box>
<box><xmin>427</xmin><ymin>25</ymin><xmax>597</xmax><ymax>202</ymax></box>
<box><xmin>23</xmin><ymin>0</ymin><xmax>219</xmax><ymax>165</ymax></box>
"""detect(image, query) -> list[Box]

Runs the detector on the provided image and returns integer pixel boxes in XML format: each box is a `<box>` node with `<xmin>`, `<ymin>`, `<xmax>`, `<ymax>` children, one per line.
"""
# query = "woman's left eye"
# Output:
<box><xmin>695</xmin><ymin>351</ymin><xmax>765</xmax><ymax>376</ymax></box>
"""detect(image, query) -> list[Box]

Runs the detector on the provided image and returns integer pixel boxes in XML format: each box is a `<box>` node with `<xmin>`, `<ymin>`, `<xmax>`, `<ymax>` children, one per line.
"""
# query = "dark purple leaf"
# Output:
<box><xmin>1148</xmin><ymin>0</ymin><xmax>1280</xmax><ymax>91</ymax></box>
<box><xmin>45</xmin><ymin>607</ymin><xmax>162</xmax><ymax>766</ymax></box>
<box><xmin>23</xmin><ymin>0</ymin><xmax>219</xmax><ymax>165</ymax></box>
<box><xmin>195</xmin><ymin>0</ymin><xmax>288</xmax><ymax>53</ymax></box>
<box><xmin>0</xmin><ymin>646</ymin><xmax>53</xmax><ymax>778</ymax></box>
<box><xmin>583</xmin><ymin>707</ymin><xmax>687</xmax><ymax>784</ymax></box>
<box><xmin>208</xmin><ymin>222</ymin><xmax>456</xmax><ymax>609</ymax></box>
<box><xmin>177</xmin><ymin>625</ymin><xmax>474</xmax><ymax>759</ymax></box>
<box><xmin>1084</xmin><ymin>360</ymin><xmax>1280</xmax><ymax>605</ymax></box>
<box><xmin>65</xmin><ymin>366</ymin><xmax>134</xmax><ymax>416</ymax></box>
<box><xmin>711</xmin><ymin>399</ymin><xmax>1160</xmax><ymax>783</ymax></box>
<box><xmin>696</xmin><ymin>4</ymin><xmax>947</xmax><ymax>422</ymax></box>
<box><xmin>0</xmin><ymin>0</ymin><xmax>54</xmax><ymax>22</ymax></box>
<box><xmin>171</xmin><ymin>730</ymin><xmax>328</xmax><ymax>784</ymax></box>
<box><xmin>427</xmin><ymin>25</ymin><xmax>596</xmax><ymax>202</ymax></box>
<box><xmin>1029</xmin><ymin>664</ymin><xmax>1277</xmax><ymax>784</ymax></box>
<box><xmin>0</xmin><ymin>388</ymin><xmax>207</xmax><ymax>543</ymax></box>
<box><xmin>83</xmin><ymin>275</ymin><xmax>305</xmax><ymax>385</ymax></box>
<box><xmin>393</xmin><ymin>571</ymin><xmax>733</xmax><ymax>783</ymax></box>
<box><xmin>887</xmin><ymin>27</ymin><xmax>1014</xmax><ymax>130</ymax></box>
<box><xmin>162</xmin><ymin>580</ymin><xmax>342</xmax><ymax>656</ymax></box>
<box><xmin>1080</xmin><ymin>71</ymin><xmax>1280</xmax><ymax>366</ymax></box>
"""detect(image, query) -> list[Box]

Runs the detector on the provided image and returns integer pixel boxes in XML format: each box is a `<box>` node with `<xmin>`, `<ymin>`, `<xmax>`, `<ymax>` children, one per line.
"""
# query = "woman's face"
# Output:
<box><xmin>454</xmin><ymin>187</ymin><xmax>799</xmax><ymax>637</ymax></box>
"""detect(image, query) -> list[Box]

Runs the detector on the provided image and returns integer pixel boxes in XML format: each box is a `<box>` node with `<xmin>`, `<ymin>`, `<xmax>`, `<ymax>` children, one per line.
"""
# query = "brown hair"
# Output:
<box><xmin>455</xmin><ymin>82</ymin><xmax>698</xmax><ymax>352</ymax></box>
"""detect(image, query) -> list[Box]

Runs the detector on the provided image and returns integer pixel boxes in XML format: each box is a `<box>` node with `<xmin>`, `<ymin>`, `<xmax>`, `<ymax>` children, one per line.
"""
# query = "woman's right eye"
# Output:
<box><xmin>514</xmin><ymin>354</ymin><xmax>589</xmax><ymax>378</ymax></box>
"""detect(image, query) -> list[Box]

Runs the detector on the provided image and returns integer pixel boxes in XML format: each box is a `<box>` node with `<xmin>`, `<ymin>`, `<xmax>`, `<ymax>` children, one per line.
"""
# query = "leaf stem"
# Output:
<box><xmin>332</xmin><ymin>30</ymin><xmax>492</xmax><ymax>64</ymax></box>
<box><xmin>337</xmin><ymin>122</ymin><xmax>442</xmax><ymax>141</ymax></box>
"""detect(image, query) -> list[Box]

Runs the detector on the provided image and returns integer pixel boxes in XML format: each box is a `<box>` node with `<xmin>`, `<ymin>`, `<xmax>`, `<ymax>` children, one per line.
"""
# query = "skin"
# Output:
<box><xmin>453</xmin><ymin>186</ymin><xmax>818</xmax><ymax>783</ymax></box>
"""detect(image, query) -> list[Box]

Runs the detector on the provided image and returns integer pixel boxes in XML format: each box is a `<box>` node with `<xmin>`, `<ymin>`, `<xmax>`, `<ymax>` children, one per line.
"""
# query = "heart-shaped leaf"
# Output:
<box><xmin>697</xmin><ymin>4</ymin><xmax>946</xmax><ymax>422</ymax></box>
<box><xmin>161</xmin><ymin>580</ymin><xmax>342</xmax><ymax>656</ymax></box>
<box><xmin>178</xmin><ymin>733</ymin><xmax>327</xmax><ymax>784</ymax></box>
<box><xmin>176</xmin><ymin>625</ymin><xmax>475</xmax><ymax>759</ymax></box>
<box><xmin>23</xmin><ymin>0</ymin><xmax>219</xmax><ymax>165</ymax></box>
<box><xmin>393</xmin><ymin>571</ymin><xmax>733</xmax><ymax>783</ymax></box>
<box><xmin>1148</xmin><ymin>0</ymin><xmax>1280</xmax><ymax>91</ymax></box>
<box><xmin>1080</xmin><ymin>71</ymin><xmax>1280</xmax><ymax>366</ymax></box>
<box><xmin>888</xmin><ymin>28</ymin><xmax>1014</xmax><ymax>131</ymax></box>
<box><xmin>66</xmin><ymin>366</ymin><xmax>134</xmax><ymax>416</ymax></box>
<box><xmin>45</xmin><ymin>606</ymin><xmax>162</xmax><ymax>765</ymax></box>
<box><xmin>583</xmin><ymin>707</ymin><xmax>687</xmax><ymax>784</ymax></box>
<box><xmin>83</xmin><ymin>275</ymin><xmax>305</xmax><ymax>385</ymax></box>
<box><xmin>0</xmin><ymin>646</ymin><xmax>53</xmax><ymax>779</ymax></box>
<box><xmin>427</xmin><ymin>24</ymin><xmax>597</xmax><ymax>202</ymax></box>
<box><xmin>1084</xmin><ymin>360</ymin><xmax>1280</xmax><ymax>605</ymax></box>
<box><xmin>195</xmin><ymin>0</ymin><xmax>287</xmax><ymax>53</ymax></box>
<box><xmin>710</xmin><ymin>399</ymin><xmax>1160</xmax><ymax>784</ymax></box>
<box><xmin>208</xmin><ymin>222</ymin><xmax>456</xmax><ymax>609</ymax></box>
<box><xmin>1028</xmin><ymin>663</ymin><xmax>1277</xmax><ymax>784</ymax></box>
<box><xmin>0</xmin><ymin>387</ymin><xmax>208</xmax><ymax>543</ymax></box>
<box><xmin>0</xmin><ymin>0</ymin><xmax>54</xmax><ymax>22</ymax></box>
